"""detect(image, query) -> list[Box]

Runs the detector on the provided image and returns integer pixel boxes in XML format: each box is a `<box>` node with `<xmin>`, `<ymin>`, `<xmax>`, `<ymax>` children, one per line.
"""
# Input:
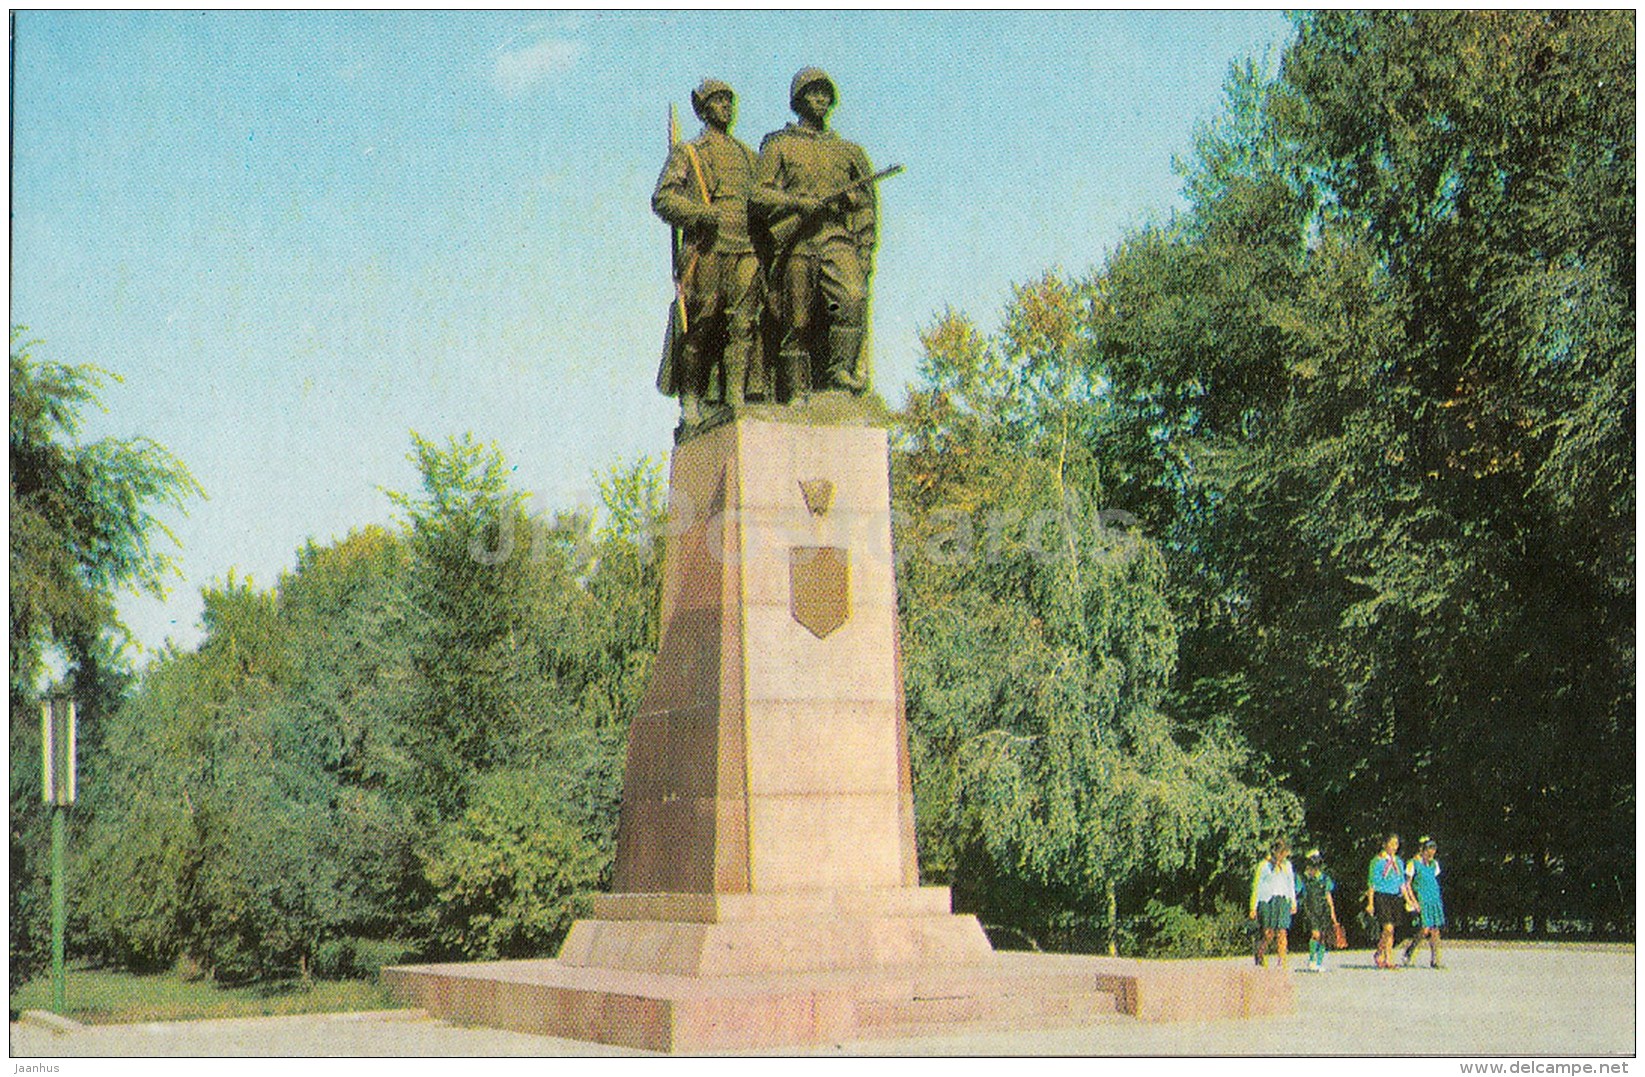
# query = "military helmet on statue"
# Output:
<box><xmin>691</xmin><ymin>78</ymin><xmax>735</xmax><ymax>120</ymax></box>
<box><xmin>789</xmin><ymin>67</ymin><xmax>837</xmax><ymax>110</ymax></box>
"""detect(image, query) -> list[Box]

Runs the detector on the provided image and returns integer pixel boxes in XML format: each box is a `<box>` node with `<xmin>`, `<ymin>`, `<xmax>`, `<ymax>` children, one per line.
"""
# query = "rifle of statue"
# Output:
<box><xmin>666</xmin><ymin>104</ymin><xmax>713</xmax><ymax>335</ymax></box>
<box><xmin>658</xmin><ymin>104</ymin><xmax>713</xmax><ymax>392</ymax></box>
<box><xmin>765</xmin><ymin>164</ymin><xmax>904</xmax><ymax>258</ymax></box>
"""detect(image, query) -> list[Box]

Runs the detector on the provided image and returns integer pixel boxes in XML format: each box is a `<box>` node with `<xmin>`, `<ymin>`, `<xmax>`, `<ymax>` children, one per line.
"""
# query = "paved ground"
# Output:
<box><xmin>9</xmin><ymin>943</ymin><xmax>1633</xmax><ymax>1058</ymax></box>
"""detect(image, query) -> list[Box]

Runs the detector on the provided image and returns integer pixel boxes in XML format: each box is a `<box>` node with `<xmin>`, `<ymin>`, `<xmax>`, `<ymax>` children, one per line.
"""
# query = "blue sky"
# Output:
<box><xmin>11</xmin><ymin>10</ymin><xmax>1292</xmax><ymax>658</ymax></box>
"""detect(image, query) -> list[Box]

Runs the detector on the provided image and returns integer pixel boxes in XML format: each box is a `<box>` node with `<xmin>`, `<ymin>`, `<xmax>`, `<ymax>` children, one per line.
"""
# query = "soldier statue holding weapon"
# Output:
<box><xmin>753</xmin><ymin>68</ymin><xmax>898</xmax><ymax>399</ymax></box>
<box><xmin>652</xmin><ymin>79</ymin><xmax>764</xmax><ymax>429</ymax></box>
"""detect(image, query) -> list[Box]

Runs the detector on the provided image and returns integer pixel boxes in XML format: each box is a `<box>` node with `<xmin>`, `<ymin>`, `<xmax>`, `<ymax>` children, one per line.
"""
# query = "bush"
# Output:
<box><xmin>311</xmin><ymin>937</ymin><xmax>418</xmax><ymax>980</ymax></box>
<box><xmin>421</xmin><ymin>767</ymin><xmax>606</xmax><ymax>960</ymax></box>
<box><xmin>1133</xmin><ymin>899</ymin><xmax>1248</xmax><ymax>958</ymax></box>
<box><xmin>310</xmin><ymin>938</ymin><xmax>358</xmax><ymax>980</ymax></box>
<box><xmin>352</xmin><ymin>938</ymin><xmax>419</xmax><ymax>978</ymax></box>
<box><xmin>9</xmin><ymin>825</ymin><xmax>50</xmax><ymax>992</ymax></box>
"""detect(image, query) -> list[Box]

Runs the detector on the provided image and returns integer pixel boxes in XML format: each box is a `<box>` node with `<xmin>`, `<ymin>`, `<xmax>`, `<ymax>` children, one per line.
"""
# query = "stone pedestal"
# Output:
<box><xmin>384</xmin><ymin>417</ymin><xmax>1292</xmax><ymax>1051</ymax></box>
<box><xmin>569</xmin><ymin>418</ymin><xmax>991</xmax><ymax>976</ymax></box>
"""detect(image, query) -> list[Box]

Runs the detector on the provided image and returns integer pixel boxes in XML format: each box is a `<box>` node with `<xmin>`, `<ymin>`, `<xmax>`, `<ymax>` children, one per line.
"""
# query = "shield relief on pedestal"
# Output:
<box><xmin>789</xmin><ymin>546</ymin><xmax>849</xmax><ymax>638</ymax></box>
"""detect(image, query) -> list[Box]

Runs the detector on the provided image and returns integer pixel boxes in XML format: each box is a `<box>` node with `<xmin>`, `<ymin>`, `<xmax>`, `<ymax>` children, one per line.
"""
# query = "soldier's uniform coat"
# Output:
<box><xmin>652</xmin><ymin>124</ymin><xmax>762</xmax><ymax>400</ymax></box>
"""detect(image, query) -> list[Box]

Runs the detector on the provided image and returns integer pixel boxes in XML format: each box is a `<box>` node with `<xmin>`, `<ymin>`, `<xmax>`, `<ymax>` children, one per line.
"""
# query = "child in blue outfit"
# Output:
<box><xmin>1401</xmin><ymin>836</ymin><xmax>1445</xmax><ymax>968</ymax></box>
<box><xmin>1366</xmin><ymin>832</ymin><xmax>1416</xmax><ymax>969</ymax></box>
<box><xmin>1295</xmin><ymin>848</ymin><xmax>1340</xmax><ymax>972</ymax></box>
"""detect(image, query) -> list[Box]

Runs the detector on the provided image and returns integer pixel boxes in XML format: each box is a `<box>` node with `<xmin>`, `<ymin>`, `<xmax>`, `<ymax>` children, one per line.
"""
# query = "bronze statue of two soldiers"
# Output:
<box><xmin>653</xmin><ymin>68</ymin><xmax>899</xmax><ymax>431</ymax></box>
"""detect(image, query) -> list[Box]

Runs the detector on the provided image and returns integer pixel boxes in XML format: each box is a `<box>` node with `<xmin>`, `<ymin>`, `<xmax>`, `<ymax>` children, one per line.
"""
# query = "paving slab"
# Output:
<box><xmin>8</xmin><ymin>944</ymin><xmax>1634</xmax><ymax>1058</ymax></box>
<box><xmin>791</xmin><ymin>945</ymin><xmax>1637</xmax><ymax>1057</ymax></box>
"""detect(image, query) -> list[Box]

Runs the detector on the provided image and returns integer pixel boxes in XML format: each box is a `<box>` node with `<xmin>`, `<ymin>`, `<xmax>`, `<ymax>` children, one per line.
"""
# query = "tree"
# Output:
<box><xmin>8</xmin><ymin>329</ymin><xmax>201</xmax><ymax>989</ymax></box>
<box><xmin>385</xmin><ymin>433</ymin><xmax>573</xmax><ymax>824</ymax></box>
<box><xmin>9</xmin><ymin>331</ymin><xmax>201</xmax><ymax>698</ymax></box>
<box><xmin>895</xmin><ymin>279</ymin><xmax>1302</xmax><ymax>955</ymax></box>
<box><xmin>268</xmin><ymin>528</ymin><xmax>424</xmax><ymax>938</ymax></box>
<box><xmin>75</xmin><ymin>578</ymin><xmax>298</xmax><ymax>981</ymax></box>
<box><xmin>421</xmin><ymin>767</ymin><xmax>606</xmax><ymax>960</ymax></box>
<box><xmin>1091</xmin><ymin>11</ymin><xmax>1634</xmax><ymax>932</ymax></box>
<box><xmin>76</xmin><ymin>433</ymin><xmax>668</xmax><ymax>980</ymax></box>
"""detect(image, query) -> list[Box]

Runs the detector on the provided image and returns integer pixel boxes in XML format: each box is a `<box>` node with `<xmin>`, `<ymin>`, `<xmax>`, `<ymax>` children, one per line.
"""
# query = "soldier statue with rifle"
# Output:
<box><xmin>752</xmin><ymin>68</ymin><xmax>898</xmax><ymax>399</ymax></box>
<box><xmin>652</xmin><ymin>78</ymin><xmax>764</xmax><ymax>427</ymax></box>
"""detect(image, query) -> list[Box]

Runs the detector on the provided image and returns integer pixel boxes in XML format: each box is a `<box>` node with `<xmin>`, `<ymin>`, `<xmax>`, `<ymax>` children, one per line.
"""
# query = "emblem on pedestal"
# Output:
<box><xmin>790</xmin><ymin>545</ymin><xmax>849</xmax><ymax>638</ymax></box>
<box><xmin>799</xmin><ymin>478</ymin><xmax>835</xmax><ymax>516</ymax></box>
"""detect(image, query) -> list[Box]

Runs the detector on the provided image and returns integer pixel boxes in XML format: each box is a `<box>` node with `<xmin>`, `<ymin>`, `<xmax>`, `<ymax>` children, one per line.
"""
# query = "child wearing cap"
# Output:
<box><xmin>1402</xmin><ymin>836</ymin><xmax>1446</xmax><ymax>968</ymax></box>
<box><xmin>1295</xmin><ymin>849</ymin><xmax>1340</xmax><ymax>972</ymax></box>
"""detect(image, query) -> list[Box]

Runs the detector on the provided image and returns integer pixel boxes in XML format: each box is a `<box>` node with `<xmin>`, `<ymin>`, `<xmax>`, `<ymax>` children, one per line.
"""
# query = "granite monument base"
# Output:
<box><xmin>383</xmin><ymin>947</ymin><xmax>1291</xmax><ymax>1053</ymax></box>
<box><xmin>557</xmin><ymin>888</ymin><xmax>991</xmax><ymax>977</ymax></box>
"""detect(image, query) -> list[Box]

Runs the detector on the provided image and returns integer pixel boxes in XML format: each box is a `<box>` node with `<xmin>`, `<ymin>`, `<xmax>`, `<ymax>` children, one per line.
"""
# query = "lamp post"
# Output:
<box><xmin>41</xmin><ymin>696</ymin><xmax>76</xmax><ymax>1015</ymax></box>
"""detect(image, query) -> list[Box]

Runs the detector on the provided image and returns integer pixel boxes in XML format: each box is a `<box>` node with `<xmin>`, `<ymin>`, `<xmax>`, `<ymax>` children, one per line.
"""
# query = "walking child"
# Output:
<box><xmin>1402</xmin><ymin>836</ymin><xmax>1446</xmax><ymax>968</ymax></box>
<box><xmin>1249</xmin><ymin>838</ymin><xmax>1298</xmax><ymax>969</ymax></box>
<box><xmin>1366</xmin><ymin>832</ymin><xmax>1417</xmax><ymax>969</ymax></box>
<box><xmin>1295</xmin><ymin>848</ymin><xmax>1340</xmax><ymax>972</ymax></box>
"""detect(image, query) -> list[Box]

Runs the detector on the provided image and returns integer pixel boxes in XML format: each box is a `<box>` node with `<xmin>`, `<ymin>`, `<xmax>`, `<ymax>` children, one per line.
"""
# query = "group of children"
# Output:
<box><xmin>1368</xmin><ymin>832</ymin><xmax>1446</xmax><ymax>969</ymax></box>
<box><xmin>1248</xmin><ymin>833</ymin><xmax>1445</xmax><ymax>972</ymax></box>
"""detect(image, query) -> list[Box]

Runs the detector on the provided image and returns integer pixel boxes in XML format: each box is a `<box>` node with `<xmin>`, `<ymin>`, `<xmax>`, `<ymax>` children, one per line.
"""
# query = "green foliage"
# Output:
<box><xmin>311</xmin><ymin>937</ymin><xmax>417</xmax><ymax>981</ymax></box>
<box><xmin>1132</xmin><ymin>899</ymin><xmax>1248</xmax><ymax>959</ymax></box>
<box><xmin>1091</xmin><ymin>10</ymin><xmax>1634</xmax><ymax>932</ymax></box>
<box><xmin>76</xmin><ymin>532</ymin><xmax>424</xmax><ymax>981</ymax></box>
<box><xmin>422</xmin><ymin>767</ymin><xmax>606</xmax><ymax>960</ymax></box>
<box><xmin>78</xmin><ymin>433</ymin><xmax>664</xmax><ymax>982</ymax></box>
<box><xmin>896</xmin><ymin>276</ymin><xmax>1302</xmax><ymax>954</ymax></box>
<box><xmin>387</xmin><ymin>432</ymin><xmax>552</xmax><ymax>821</ymax></box>
<box><xmin>9</xmin><ymin>826</ymin><xmax>53</xmax><ymax>990</ymax></box>
<box><xmin>9</xmin><ymin>331</ymin><xmax>202</xmax><ymax>690</ymax></box>
<box><xmin>76</xmin><ymin>574</ymin><xmax>318</xmax><ymax>982</ymax></box>
<box><xmin>8</xmin><ymin>330</ymin><xmax>201</xmax><ymax>990</ymax></box>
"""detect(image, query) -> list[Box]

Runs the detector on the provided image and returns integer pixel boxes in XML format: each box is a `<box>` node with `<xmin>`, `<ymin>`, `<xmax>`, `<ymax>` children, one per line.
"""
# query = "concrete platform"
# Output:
<box><xmin>13</xmin><ymin>945</ymin><xmax>1633</xmax><ymax>1057</ymax></box>
<box><xmin>381</xmin><ymin>949</ymin><xmax>1290</xmax><ymax>1052</ymax></box>
<box><xmin>557</xmin><ymin>886</ymin><xmax>994</xmax><ymax>977</ymax></box>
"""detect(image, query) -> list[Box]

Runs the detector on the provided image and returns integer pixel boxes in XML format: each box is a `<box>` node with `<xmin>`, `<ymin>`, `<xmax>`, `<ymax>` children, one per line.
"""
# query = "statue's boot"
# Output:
<box><xmin>679</xmin><ymin>392</ymin><xmax>703</xmax><ymax>429</ymax></box>
<box><xmin>824</xmin><ymin>326</ymin><xmax>865</xmax><ymax>391</ymax></box>
<box><xmin>780</xmin><ymin>349</ymin><xmax>811</xmax><ymax>404</ymax></box>
<box><xmin>743</xmin><ymin>360</ymin><xmax>768</xmax><ymax>404</ymax></box>
<box><xmin>723</xmin><ymin>340</ymin><xmax>749</xmax><ymax>409</ymax></box>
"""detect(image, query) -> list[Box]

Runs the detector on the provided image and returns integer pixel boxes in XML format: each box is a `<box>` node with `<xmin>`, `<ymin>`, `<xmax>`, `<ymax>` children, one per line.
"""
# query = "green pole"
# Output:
<box><xmin>51</xmin><ymin>802</ymin><xmax>66</xmax><ymax>1014</ymax></box>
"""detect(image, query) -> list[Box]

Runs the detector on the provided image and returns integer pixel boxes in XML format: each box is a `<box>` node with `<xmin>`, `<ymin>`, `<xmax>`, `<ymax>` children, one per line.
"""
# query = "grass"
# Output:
<box><xmin>11</xmin><ymin>964</ymin><xmax>407</xmax><ymax>1025</ymax></box>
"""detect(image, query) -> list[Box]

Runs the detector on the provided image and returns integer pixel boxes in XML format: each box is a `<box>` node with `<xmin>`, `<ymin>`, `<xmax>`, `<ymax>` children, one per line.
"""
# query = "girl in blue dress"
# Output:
<box><xmin>1402</xmin><ymin>836</ymin><xmax>1445</xmax><ymax>968</ymax></box>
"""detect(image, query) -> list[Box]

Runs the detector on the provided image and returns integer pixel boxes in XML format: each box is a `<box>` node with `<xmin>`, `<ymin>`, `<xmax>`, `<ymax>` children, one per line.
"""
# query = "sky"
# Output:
<box><xmin>11</xmin><ymin>9</ymin><xmax>1293</xmax><ymax>660</ymax></box>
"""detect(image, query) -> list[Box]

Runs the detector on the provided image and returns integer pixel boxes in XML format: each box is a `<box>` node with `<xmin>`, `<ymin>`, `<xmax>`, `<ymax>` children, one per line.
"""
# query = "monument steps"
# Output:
<box><xmin>384</xmin><ymin>948</ymin><xmax>1291</xmax><ymax>1051</ymax></box>
<box><xmin>855</xmin><ymin>982</ymin><xmax>1127</xmax><ymax>1038</ymax></box>
<box><xmin>384</xmin><ymin>953</ymin><xmax>1135</xmax><ymax>1052</ymax></box>
<box><xmin>859</xmin><ymin>994</ymin><xmax>1129</xmax><ymax>1039</ymax></box>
